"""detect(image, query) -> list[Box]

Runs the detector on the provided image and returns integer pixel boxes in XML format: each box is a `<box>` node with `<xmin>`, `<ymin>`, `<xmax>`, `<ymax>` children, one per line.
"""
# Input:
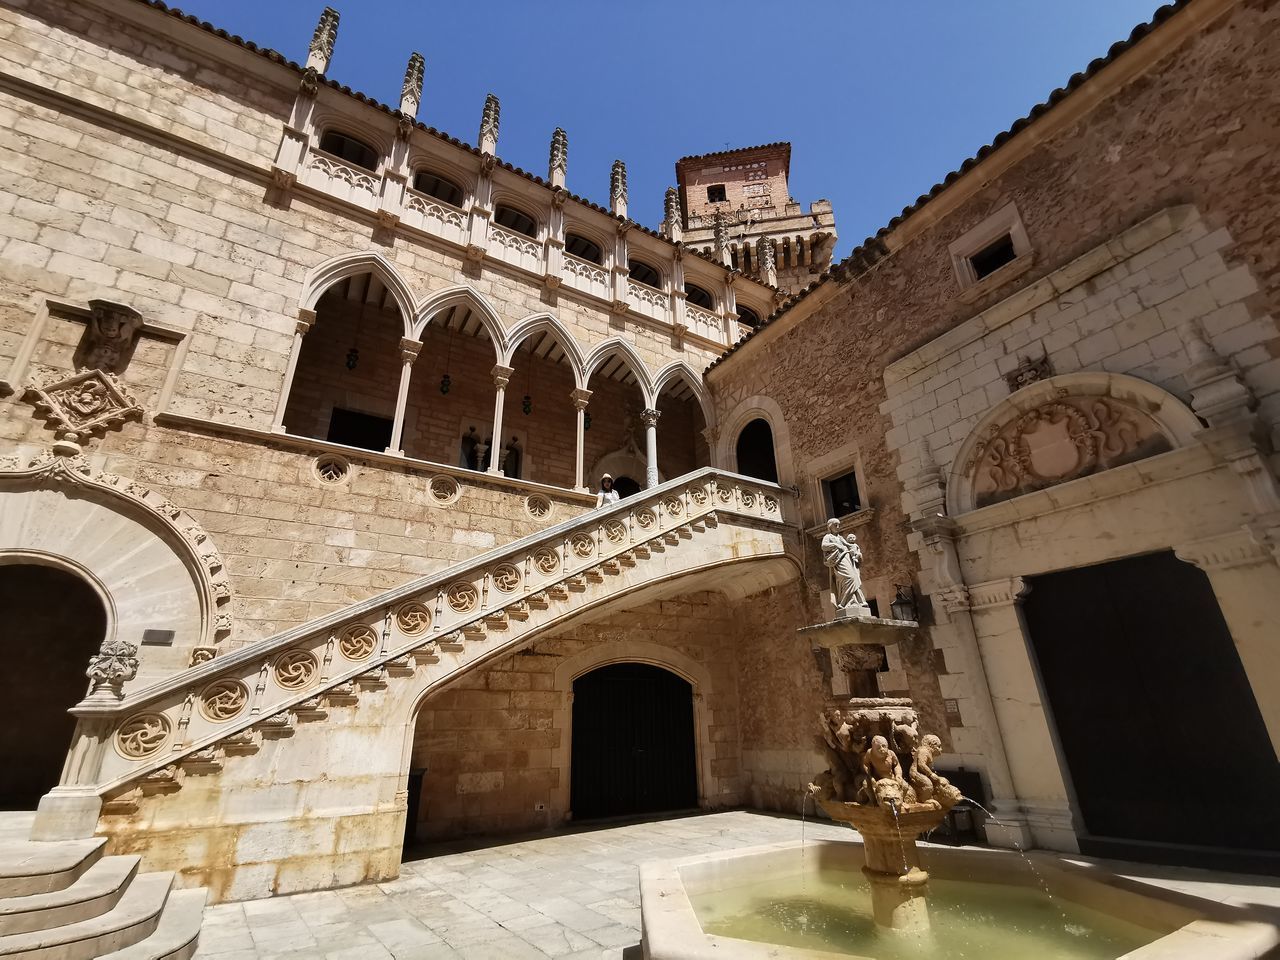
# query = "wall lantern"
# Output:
<box><xmin>440</xmin><ymin>373</ymin><xmax>451</xmax><ymax>395</ymax></box>
<box><xmin>890</xmin><ymin>585</ymin><xmax>918</xmax><ymax>623</ymax></box>
<box><xmin>584</xmin><ymin>410</ymin><xmax>592</xmax><ymax>431</ymax></box>
<box><xmin>345</xmin><ymin>346</ymin><xmax>359</xmax><ymax>371</ymax></box>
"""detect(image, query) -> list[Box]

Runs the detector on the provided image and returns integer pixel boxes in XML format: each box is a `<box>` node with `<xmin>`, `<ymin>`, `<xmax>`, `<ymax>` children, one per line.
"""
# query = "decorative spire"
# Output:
<box><xmin>758</xmin><ymin>237</ymin><xmax>777</xmax><ymax>287</ymax></box>
<box><xmin>549</xmin><ymin>128</ymin><xmax>568</xmax><ymax>189</ymax></box>
<box><xmin>713</xmin><ymin>209</ymin><xmax>731</xmax><ymax>267</ymax></box>
<box><xmin>399</xmin><ymin>52</ymin><xmax>424</xmax><ymax>117</ymax></box>
<box><xmin>479</xmin><ymin>93</ymin><xmax>500</xmax><ymax>155</ymax></box>
<box><xmin>663</xmin><ymin>186</ymin><xmax>682</xmax><ymax>241</ymax></box>
<box><xmin>305</xmin><ymin>7</ymin><xmax>340</xmax><ymax>73</ymax></box>
<box><xmin>610</xmin><ymin>159</ymin><xmax>628</xmax><ymax>218</ymax></box>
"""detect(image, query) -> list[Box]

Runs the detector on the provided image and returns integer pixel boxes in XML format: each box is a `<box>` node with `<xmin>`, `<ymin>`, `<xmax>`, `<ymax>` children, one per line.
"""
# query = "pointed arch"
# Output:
<box><xmin>300</xmin><ymin>251</ymin><xmax>417</xmax><ymax>336</ymax></box>
<box><xmin>502</xmin><ymin>313</ymin><xmax>586</xmax><ymax>389</ymax></box>
<box><xmin>582</xmin><ymin>337</ymin><xmax>655</xmax><ymax>405</ymax></box>
<box><xmin>413</xmin><ymin>285</ymin><xmax>507</xmax><ymax>361</ymax></box>
<box><xmin>653</xmin><ymin>360</ymin><xmax>715</xmax><ymax>430</ymax></box>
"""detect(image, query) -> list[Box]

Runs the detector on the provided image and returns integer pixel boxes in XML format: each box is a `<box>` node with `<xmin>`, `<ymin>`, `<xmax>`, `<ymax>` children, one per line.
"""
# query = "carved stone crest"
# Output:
<box><xmin>24</xmin><ymin>369</ymin><xmax>143</xmax><ymax>442</ymax></box>
<box><xmin>86</xmin><ymin>639</ymin><xmax>139</xmax><ymax>701</ymax></box>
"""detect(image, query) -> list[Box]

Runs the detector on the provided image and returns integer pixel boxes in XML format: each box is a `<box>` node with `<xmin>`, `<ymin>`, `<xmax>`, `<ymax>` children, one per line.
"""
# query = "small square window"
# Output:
<box><xmin>706</xmin><ymin>184</ymin><xmax>727</xmax><ymax>203</ymax></box>
<box><xmin>823</xmin><ymin>469</ymin><xmax>861</xmax><ymax>518</ymax></box>
<box><xmin>969</xmin><ymin>234</ymin><xmax>1017</xmax><ymax>280</ymax></box>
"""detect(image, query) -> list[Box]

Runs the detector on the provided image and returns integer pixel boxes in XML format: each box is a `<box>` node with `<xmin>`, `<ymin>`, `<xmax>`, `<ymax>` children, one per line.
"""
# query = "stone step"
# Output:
<box><xmin>98</xmin><ymin>888</ymin><xmax>206</xmax><ymax>960</ymax></box>
<box><xmin>0</xmin><ymin>855</ymin><xmax>139</xmax><ymax>935</ymax></box>
<box><xmin>0</xmin><ymin>870</ymin><xmax>173</xmax><ymax>959</ymax></box>
<box><xmin>0</xmin><ymin>837</ymin><xmax>107</xmax><ymax>898</ymax></box>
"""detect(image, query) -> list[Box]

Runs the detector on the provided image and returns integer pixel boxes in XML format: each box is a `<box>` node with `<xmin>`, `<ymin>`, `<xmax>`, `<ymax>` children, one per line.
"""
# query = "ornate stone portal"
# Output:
<box><xmin>809</xmin><ymin>698</ymin><xmax>962</xmax><ymax>933</ymax></box>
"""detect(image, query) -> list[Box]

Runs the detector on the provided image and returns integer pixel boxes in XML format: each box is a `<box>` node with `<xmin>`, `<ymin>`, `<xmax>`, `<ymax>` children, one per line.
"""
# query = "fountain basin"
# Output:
<box><xmin>639</xmin><ymin>839</ymin><xmax>1280</xmax><ymax>959</ymax></box>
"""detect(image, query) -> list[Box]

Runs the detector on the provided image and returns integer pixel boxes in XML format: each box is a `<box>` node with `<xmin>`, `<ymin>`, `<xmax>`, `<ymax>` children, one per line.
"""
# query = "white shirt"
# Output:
<box><xmin>596</xmin><ymin>488</ymin><xmax>620</xmax><ymax>508</ymax></box>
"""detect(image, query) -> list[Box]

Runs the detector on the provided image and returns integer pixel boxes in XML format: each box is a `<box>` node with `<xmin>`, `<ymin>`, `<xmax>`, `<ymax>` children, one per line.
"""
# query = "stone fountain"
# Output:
<box><xmin>808</xmin><ymin>697</ymin><xmax>961</xmax><ymax>934</ymax></box>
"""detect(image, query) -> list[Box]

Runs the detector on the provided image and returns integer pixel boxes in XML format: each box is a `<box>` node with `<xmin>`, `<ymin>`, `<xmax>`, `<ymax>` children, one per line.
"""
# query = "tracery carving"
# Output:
<box><xmin>662</xmin><ymin>496</ymin><xmax>683</xmax><ymax>517</ymax></box>
<box><xmin>491</xmin><ymin>563</ymin><xmax>521</xmax><ymax>593</ymax></box>
<box><xmin>635</xmin><ymin>508</ymin><xmax>656</xmax><ymax>529</ymax></box>
<box><xmin>199</xmin><ymin>679</ymin><xmax>248</xmax><ymax>722</ymax></box>
<box><xmin>966</xmin><ymin>394</ymin><xmax>1171</xmax><ymax>507</ymax></box>
<box><xmin>533</xmin><ymin>547</ymin><xmax>559</xmax><ymax>574</ymax></box>
<box><xmin>396</xmin><ymin>601</ymin><xmax>432</xmax><ymax>636</ymax></box>
<box><xmin>274</xmin><ymin>650</ymin><xmax>317</xmax><ymax>689</ymax></box>
<box><xmin>570</xmin><ymin>533</ymin><xmax>595</xmax><ymax>559</ymax></box>
<box><xmin>338</xmin><ymin>624</ymin><xmax>378</xmax><ymax>660</ymax></box>
<box><xmin>525</xmin><ymin>494</ymin><xmax>552</xmax><ymax>519</ymax></box>
<box><xmin>116</xmin><ymin>713</ymin><xmax>171</xmax><ymax>759</ymax></box>
<box><xmin>604</xmin><ymin>519</ymin><xmax>627</xmax><ymax>543</ymax></box>
<box><xmin>428</xmin><ymin>474</ymin><xmax>460</xmax><ymax>505</ymax></box>
<box><xmin>447</xmin><ymin>580</ymin><xmax>478</xmax><ymax>612</ymax></box>
<box><xmin>24</xmin><ymin>369</ymin><xmax>143</xmax><ymax>442</ymax></box>
<box><xmin>86</xmin><ymin>639</ymin><xmax>139</xmax><ymax>700</ymax></box>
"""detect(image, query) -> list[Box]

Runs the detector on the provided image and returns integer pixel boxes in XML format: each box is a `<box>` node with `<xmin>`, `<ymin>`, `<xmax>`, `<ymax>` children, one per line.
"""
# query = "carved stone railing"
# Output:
<box><xmin>60</xmin><ymin>468</ymin><xmax>789</xmax><ymax>799</ymax></box>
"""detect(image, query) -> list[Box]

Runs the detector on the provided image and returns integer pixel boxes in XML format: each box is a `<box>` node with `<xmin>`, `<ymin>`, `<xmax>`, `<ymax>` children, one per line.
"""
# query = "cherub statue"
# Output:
<box><xmin>908</xmin><ymin>734</ymin><xmax>962</xmax><ymax>808</ymax></box>
<box><xmin>862</xmin><ymin>734</ymin><xmax>914</xmax><ymax>808</ymax></box>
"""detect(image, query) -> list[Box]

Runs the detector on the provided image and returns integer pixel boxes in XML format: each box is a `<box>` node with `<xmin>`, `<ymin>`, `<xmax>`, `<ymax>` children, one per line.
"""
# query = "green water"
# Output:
<box><xmin>690</xmin><ymin>869</ymin><xmax>1162</xmax><ymax>959</ymax></box>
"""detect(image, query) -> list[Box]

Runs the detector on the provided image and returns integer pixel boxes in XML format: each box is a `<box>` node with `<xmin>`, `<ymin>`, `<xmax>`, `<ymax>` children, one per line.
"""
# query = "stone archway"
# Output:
<box><xmin>0</xmin><ymin>560</ymin><xmax>107</xmax><ymax>808</ymax></box>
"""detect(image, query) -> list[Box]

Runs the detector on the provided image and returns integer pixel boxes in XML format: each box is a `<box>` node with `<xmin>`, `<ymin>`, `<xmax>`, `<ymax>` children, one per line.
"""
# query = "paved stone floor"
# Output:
<box><xmin>193</xmin><ymin>811</ymin><xmax>849</xmax><ymax>960</ymax></box>
<box><xmin>193</xmin><ymin>810</ymin><xmax>1280</xmax><ymax>960</ymax></box>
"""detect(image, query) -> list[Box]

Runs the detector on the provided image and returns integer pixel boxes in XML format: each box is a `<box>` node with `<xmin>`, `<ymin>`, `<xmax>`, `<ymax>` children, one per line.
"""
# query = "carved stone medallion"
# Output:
<box><xmin>116</xmin><ymin>713</ymin><xmax>172</xmax><ymax>759</ymax></box>
<box><xmin>199</xmin><ymin>679</ymin><xmax>248</xmax><ymax>722</ymax></box>
<box><xmin>338</xmin><ymin>624</ymin><xmax>378</xmax><ymax>660</ymax></box>
<box><xmin>24</xmin><ymin>369</ymin><xmax>143</xmax><ymax>442</ymax></box>
<box><xmin>274</xmin><ymin>650</ymin><xmax>318</xmax><ymax>689</ymax></box>
<box><xmin>396</xmin><ymin>601</ymin><xmax>432</xmax><ymax>636</ymax></box>
<box><xmin>491</xmin><ymin>563</ymin><xmax>521</xmax><ymax>593</ymax></box>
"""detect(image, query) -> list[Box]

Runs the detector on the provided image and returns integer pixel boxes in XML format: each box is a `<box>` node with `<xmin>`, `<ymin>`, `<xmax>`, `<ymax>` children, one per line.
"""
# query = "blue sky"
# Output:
<box><xmin>172</xmin><ymin>0</ymin><xmax>1162</xmax><ymax>257</ymax></box>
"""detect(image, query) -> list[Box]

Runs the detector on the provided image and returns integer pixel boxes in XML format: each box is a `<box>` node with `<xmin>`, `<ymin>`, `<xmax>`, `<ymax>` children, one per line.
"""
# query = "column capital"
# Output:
<box><xmin>967</xmin><ymin>576</ymin><xmax>1032</xmax><ymax>611</ymax></box>
<box><xmin>640</xmin><ymin>408</ymin><xmax>661</xmax><ymax>427</ymax></box>
<box><xmin>296</xmin><ymin>307</ymin><xmax>317</xmax><ymax>334</ymax></box>
<box><xmin>398</xmin><ymin>337</ymin><xmax>423</xmax><ymax>363</ymax></box>
<box><xmin>570</xmin><ymin>387</ymin><xmax>592</xmax><ymax>409</ymax></box>
<box><xmin>491</xmin><ymin>363</ymin><xmax>515</xmax><ymax>389</ymax></box>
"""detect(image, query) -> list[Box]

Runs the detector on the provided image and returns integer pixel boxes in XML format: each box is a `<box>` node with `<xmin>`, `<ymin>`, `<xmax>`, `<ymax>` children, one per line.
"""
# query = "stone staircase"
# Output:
<box><xmin>0</xmin><ymin>814</ymin><xmax>205</xmax><ymax>959</ymax></box>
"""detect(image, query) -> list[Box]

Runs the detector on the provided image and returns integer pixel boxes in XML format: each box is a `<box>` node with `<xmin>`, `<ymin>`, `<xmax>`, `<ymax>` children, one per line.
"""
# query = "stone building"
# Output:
<box><xmin>0</xmin><ymin>0</ymin><xmax>1278</xmax><ymax>953</ymax></box>
<box><xmin>666</xmin><ymin>142</ymin><xmax>837</xmax><ymax>299</ymax></box>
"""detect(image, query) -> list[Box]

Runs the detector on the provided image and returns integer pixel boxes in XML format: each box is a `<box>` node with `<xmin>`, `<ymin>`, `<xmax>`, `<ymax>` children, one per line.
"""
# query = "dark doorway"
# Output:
<box><xmin>1023</xmin><ymin>551</ymin><xmax>1280</xmax><ymax>867</ymax></box>
<box><xmin>570</xmin><ymin>663</ymin><xmax>697</xmax><ymax>820</ymax></box>
<box><xmin>612</xmin><ymin>475</ymin><xmax>642</xmax><ymax>498</ymax></box>
<box><xmin>735</xmin><ymin>418</ymin><xmax>778</xmax><ymax>483</ymax></box>
<box><xmin>327</xmin><ymin>407</ymin><xmax>393</xmax><ymax>451</ymax></box>
<box><xmin>0</xmin><ymin>564</ymin><xmax>107</xmax><ymax>808</ymax></box>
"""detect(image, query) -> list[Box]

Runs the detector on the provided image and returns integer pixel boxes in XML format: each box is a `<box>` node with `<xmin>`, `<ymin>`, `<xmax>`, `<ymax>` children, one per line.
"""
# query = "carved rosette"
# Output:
<box><xmin>635</xmin><ymin>508</ymin><xmax>656</xmax><ymax>529</ymax></box>
<box><xmin>199</xmin><ymin>679</ymin><xmax>248</xmax><ymax>722</ymax></box>
<box><xmin>24</xmin><ymin>369</ymin><xmax>142</xmax><ymax>442</ymax></box>
<box><xmin>396</xmin><ymin>601</ymin><xmax>432</xmax><ymax>636</ymax></box>
<box><xmin>274</xmin><ymin>650</ymin><xmax>317</xmax><ymax>689</ymax></box>
<box><xmin>966</xmin><ymin>394</ymin><xmax>1170</xmax><ymax>507</ymax></box>
<box><xmin>570</xmin><ymin>533</ymin><xmax>595</xmax><ymax>559</ymax></box>
<box><xmin>491</xmin><ymin>563</ymin><xmax>521</xmax><ymax>593</ymax></box>
<box><xmin>604</xmin><ymin>519</ymin><xmax>627</xmax><ymax>544</ymax></box>
<box><xmin>525</xmin><ymin>494</ymin><xmax>553</xmax><ymax>520</ymax></box>
<box><xmin>428</xmin><ymin>475</ymin><xmax>460</xmax><ymax>505</ymax></box>
<box><xmin>447</xmin><ymin>581</ymin><xmax>478</xmax><ymax>613</ymax></box>
<box><xmin>533</xmin><ymin>548</ymin><xmax>559</xmax><ymax>575</ymax></box>
<box><xmin>116</xmin><ymin>713</ymin><xmax>172</xmax><ymax>759</ymax></box>
<box><xmin>85</xmin><ymin>639</ymin><xmax>139</xmax><ymax>700</ymax></box>
<box><xmin>338</xmin><ymin>624</ymin><xmax>378</xmax><ymax>661</ymax></box>
<box><xmin>662</xmin><ymin>496</ymin><xmax>684</xmax><ymax>518</ymax></box>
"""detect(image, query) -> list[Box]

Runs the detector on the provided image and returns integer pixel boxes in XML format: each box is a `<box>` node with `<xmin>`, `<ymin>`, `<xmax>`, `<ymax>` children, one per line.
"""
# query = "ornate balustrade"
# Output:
<box><xmin>63</xmin><ymin>468</ymin><xmax>790</xmax><ymax>800</ymax></box>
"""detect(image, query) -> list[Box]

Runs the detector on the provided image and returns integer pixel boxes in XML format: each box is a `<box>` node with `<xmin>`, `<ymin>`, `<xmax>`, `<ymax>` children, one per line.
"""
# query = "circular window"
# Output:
<box><xmin>525</xmin><ymin>494</ymin><xmax>553</xmax><ymax>521</ymax></box>
<box><xmin>314</xmin><ymin>454</ymin><xmax>350</xmax><ymax>485</ymax></box>
<box><xmin>428</xmin><ymin>474</ymin><xmax>461</xmax><ymax>506</ymax></box>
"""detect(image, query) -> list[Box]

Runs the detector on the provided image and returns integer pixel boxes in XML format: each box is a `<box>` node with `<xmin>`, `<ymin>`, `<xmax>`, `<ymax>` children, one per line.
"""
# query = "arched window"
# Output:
<box><xmin>685</xmin><ymin>283</ymin><xmax>715</xmax><ymax>310</ymax></box>
<box><xmin>413</xmin><ymin>170</ymin><xmax>464</xmax><ymax>207</ymax></box>
<box><xmin>565</xmin><ymin>233</ymin><xmax>603</xmax><ymax>264</ymax></box>
<box><xmin>494</xmin><ymin>205</ymin><xmax>537</xmax><ymax>238</ymax></box>
<box><xmin>736</xmin><ymin>305</ymin><xmax>761</xmax><ymax>328</ymax></box>
<box><xmin>318</xmin><ymin>130</ymin><xmax>380</xmax><ymax>172</ymax></box>
<box><xmin>628</xmin><ymin>259</ymin><xmax>662</xmax><ymax>289</ymax></box>
<box><xmin>735</xmin><ymin>417</ymin><xmax>778</xmax><ymax>483</ymax></box>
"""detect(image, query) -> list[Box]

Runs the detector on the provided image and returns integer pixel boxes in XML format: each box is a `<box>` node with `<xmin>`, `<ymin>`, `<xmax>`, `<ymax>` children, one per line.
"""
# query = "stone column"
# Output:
<box><xmin>571</xmin><ymin>387</ymin><xmax>592</xmax><ymax>492</ymax></box>
<box><xmin>272</xmin><ymin>310</ymin><xmax>314</xmax><ymax>433</ymax></box>
<box><xmin>610</xmin><ymin>222</ymin><xmax>630</xmax><ymax>316</ymax></box>
<box><xmin>641</xmin><ymin>407</ymin><xmax>661</xmax><ymax>488</ymax></box>
<box><xmin>386</xmin><ymin>338</ymin><xmax>422</xmax><ymax>455</ymax></box>
<box><xmin>1175</xmin><ymin>530</ymin><xmax>1280</xmax><ymax>757</ymax></box>
<box><xmin>488</xmin><ymin>364</ymin><xmax>515</xmax><ymax>476</ymax></box>
<box><xmin>701</xmin><ymin>425</ymin><xmax>719</xmax><ymax>469</ymax></box>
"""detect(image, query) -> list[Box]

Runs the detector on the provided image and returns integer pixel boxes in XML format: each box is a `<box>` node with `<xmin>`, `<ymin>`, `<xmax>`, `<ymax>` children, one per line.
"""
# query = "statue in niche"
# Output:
<box><xmin>908</xmin><ymin>734</ymin><xmax>962</xmax><ymax>807</ymax></box>
<box><xmin>821</xmin><ymin>519</ymin><xmax>869</xmax><ymax>617</ymax></box>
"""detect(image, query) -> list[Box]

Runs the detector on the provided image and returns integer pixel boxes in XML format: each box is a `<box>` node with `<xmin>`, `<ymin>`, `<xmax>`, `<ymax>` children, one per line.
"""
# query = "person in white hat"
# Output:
<box><xmin>596</xmin><ymin>473</ymin><xmax>619</xmax><ymax>508</ymax></box>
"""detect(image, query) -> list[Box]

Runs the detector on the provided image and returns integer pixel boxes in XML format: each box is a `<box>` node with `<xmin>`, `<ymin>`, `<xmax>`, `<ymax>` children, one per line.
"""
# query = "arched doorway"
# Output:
<box><xmin>612</xmin><ymin>475</ymin><xmax>642</xmax><ymax>498</ymax></box>
<box><xmin>570</xmin><ymin>663</ymin><xmax>697</xmax><ymax>820</ymax></box>
<box><xmin>0</xmin><ymin>563</ymin><xmax>107</xmax><ymax>808</ymax></box>
<box><xmin>735</xmin><ymin>418</ymin><xmax>778</xmax><ymax>483</ymax></box>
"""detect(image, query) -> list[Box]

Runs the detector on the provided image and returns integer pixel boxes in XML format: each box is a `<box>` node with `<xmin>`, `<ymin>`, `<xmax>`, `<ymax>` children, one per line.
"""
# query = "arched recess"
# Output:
<box><xmin>946</xmin><ymin>371</ymin><xmax>1204</xmax><ymax>515</ymax></box>
<box><xmin>653</xmin><ymin>361</ymin><xmax>715</xmax><ymax>434</ymax></box>
<box><xmin>502</xmin><ymin>313</ymin><xmax>586</xmax><ymax>389</ymax></box>
<box><xmin>735</xmin><ymin>419</ymin><xmax>779</xmax><ymax>483</ymax></box>
<box><xmin>582</xmin><ymin>339</ymin><xmax>657</xmax><ymax>491</ymax></box>
<box><xmin>550</xmin><ymin>641</ymin><xmax>713</xmax><ymax>821</ymax></box>
<box><xmin>0</xmin><ymin>452</ymin><xmax>231</xmax><ymax>686</ymax></box>
<box><xmin>412</xmin><ymin>285</ymin><xmax>508</xmax><ymax>352</ymax></box>
<box><xmin>300</xmin><ymin>251</ymin><xmax>417</xmax><ymax>335</ymax></box>
<box><xmin>717</xmin><ymin>395</ymin><xmax>795</xmax><ymax>488</ymax></box>
<box><xmin>582</xmin><ymin>337</ymin><xmax>655</xmax><ymax>404</ymax></box>
<box><xmin>653</xmin><ymin>360</ymin><xmax>715</xmax><ymax>476</ymax></box>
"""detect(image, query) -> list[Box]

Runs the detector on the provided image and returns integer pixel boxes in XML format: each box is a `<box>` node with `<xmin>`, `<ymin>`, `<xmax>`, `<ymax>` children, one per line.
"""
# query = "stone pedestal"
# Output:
<box><xmin>864</xmin><ymin>865</ymin><xmax>931</xmax><ymax>933</ymax></box>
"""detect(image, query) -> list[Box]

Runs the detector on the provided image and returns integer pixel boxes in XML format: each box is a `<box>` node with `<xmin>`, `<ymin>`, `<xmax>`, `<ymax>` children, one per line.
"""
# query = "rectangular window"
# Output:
<box><xmin>969</xmin><ymin>233</ymin><xmax>1017</xmax><ymax>279</ymax></box>
<box><xmin>706</xmin><ymin>184</ymin><xmax>727</xmax><ymax>203</ymax></box>
<box><xmin>824</xmin><ymin>469</ymin><xmax>862</xmax><ymax>517</ymax></box>
<box><xmin>327</xmin><ymin>407</ymin><xmax>392</xmax><ymax>452</ymax></box>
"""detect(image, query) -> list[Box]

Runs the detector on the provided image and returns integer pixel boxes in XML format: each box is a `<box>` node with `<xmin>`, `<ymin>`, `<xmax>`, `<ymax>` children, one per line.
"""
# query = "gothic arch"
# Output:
<box><xmin>653</xmin><ymin>360</ymin><xmax>716</xmax><ymax>431</ymax></box>
<box><xmin>502</xmin><ymin>313</ymin><xmax>586</xmax><ymax>389</ymax></box>
<box><xmin>946</xmin><ymin>371</ymin><xmax>1203</xmax><ymax>515</ymax></box>
<box><xmin>300</xmin><ymin>251</ymin><xmax>417</xmax><ymax>334</ymax></box>
<box><xmin>412</xmin><ymin>285</ymin><xmax>507</xmax><ymax>359</ymax></box>
<box><xmin>583</xmin><ymin>337</ymin><xmax>655</xmax><ymax>406</ymax></box>
<box><xmin>717</xmin><ymin>395</ymin><xmax>794</xmax><ymax>487</ymax></box>
<box><xmin>0</xmin><ymin>451</ymin><xmax>232</xmax><ymax>686</ymax></box>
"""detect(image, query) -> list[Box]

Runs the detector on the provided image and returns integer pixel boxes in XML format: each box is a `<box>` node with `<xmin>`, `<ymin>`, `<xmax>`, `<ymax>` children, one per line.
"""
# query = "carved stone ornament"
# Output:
<box><xmin>116</xmin><ymin>712</ymin><xmax>172</xmax><ymax>760</ymax></box>
<box><xmin>1004</xmin><ymin>354</ymin><xmax>1053</xmax><ymax>393</ymax></box>
<box><xmin>549</xmin><ymin>127</ymin><xmax>568</xmax><ymax>177</ymax></box>
<box><xmin>84</xmin><ymin>299</ymin><xmax>144</xmax><ymax>373</ymax></box>
<box><xmin>610</xmin><ymin>159</ymin><xmax>628</xmax><ymax>207</ymax></box>
<box><xmin>966</xmin><ymin>393</ymin><xmax>1172</xmax><ymax>508</ymax></box>
<box><xmin>396</xmin><ymin>601</ymin><xmax>432</xmax><ymax>636</ymax></box>
<box><xmin>400</xmin><ymin>52</ymin><xmax>425</xmax><ymax>111</ymax></box>
<box><xmin>24</xmin><ymin>369</ymin><xmax>143</xmax><ymax>442</ymax></box>
<box><xmin>491</xmin><ymin>563</ymin><xmax>521</xmax><ymax>593</ymax></box>
<box><xmin>338</xmin><ymin>624</ymin><xmax>378</xmax><ymax>661</ymax></box>
<box><xmin>479</xmin><ymin>94</ymin><xmax>501</xmax><ymax>146</ymax></box>
<box><xmin>274</xmin><ymin>650</ymin><xmax>317</xmax><ymax>689</ymax></box>
<box><xmin>663</xmin><ymin>187</ymin><xmax>680</xmax><ymax>229</ymax></box>
<box><xmin>447</xmin><ymin>580</ymin><xmax>479</xmax><ymax>613</ymax></box>
<box><xmin>308</xmin><ymin>7</ymin><xmax>340</xmax><ymax>64</ymax></box>
<box><xmin>86</xmin><ymin>639</ymin><xmax>139</xmax><ymax>700</ymax></box>
<box><xmin>199</xmin><ymin>679</ymin><xmax>248</xmax><ymax>722</ymax></box>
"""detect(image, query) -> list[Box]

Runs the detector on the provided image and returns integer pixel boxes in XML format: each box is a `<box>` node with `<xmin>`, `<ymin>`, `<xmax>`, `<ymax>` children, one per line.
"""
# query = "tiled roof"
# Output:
<box><xmin>127</xmin><ymin>1</ymin><xmax>758</xmax><ymax>280</ymax></box>
<box><xmin>706</xmin><ymin>0</ymin><xmax>1195</xmax><ymax>373</ymax></box>
<box><xmin>676</xmin><ymin>141</ymin><xmax>791</xmax><ymax>168</ymax></box>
